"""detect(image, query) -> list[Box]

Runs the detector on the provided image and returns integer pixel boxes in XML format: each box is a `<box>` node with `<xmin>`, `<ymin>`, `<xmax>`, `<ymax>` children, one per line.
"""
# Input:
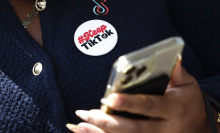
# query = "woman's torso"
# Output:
<box><xmin>0</xmin><ymin>0</ymin><xmax>220</xmax><ymax>132</ymax></box>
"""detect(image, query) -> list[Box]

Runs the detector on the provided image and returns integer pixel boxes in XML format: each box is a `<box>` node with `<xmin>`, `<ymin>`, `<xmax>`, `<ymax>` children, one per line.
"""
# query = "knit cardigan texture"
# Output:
<box><xmin>0</xmin><ymin>0</ymin><xmax>220</xmax><ymax>132</ymax></box>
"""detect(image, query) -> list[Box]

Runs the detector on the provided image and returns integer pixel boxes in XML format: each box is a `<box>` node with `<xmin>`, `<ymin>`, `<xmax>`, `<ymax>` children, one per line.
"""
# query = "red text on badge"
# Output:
<box><xmin>78</xmin><ymin>25</ymin><xmax>107</xmax><ymax>44</ymax></box>
<box><xmin>77</xmin><ymin>25</ymin><xmax>115</xmax><ymax>50</ymax></box>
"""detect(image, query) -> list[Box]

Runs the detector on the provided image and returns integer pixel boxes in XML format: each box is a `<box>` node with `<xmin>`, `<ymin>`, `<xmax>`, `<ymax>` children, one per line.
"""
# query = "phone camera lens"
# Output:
<box><xmin>136</xmin><ymin>66</ymin><xmax>147</xmax><ymax>77</ymax></box>
<box><xmin>121</xmin><ymin>75</ymin><xmax>133</xmax><ymax>85</ymax></box>
<box><xmin>123</xmin><ymin>66</ymin><xmax>136</xmax><ymax>75</ymax></box>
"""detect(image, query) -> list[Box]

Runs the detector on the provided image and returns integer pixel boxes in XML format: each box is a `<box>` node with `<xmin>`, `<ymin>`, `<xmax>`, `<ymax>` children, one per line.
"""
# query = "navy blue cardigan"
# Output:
<box><xmin>0</xmin><ymin>0</ymin><xmax>220</xmax><ymax>132</ymax></box>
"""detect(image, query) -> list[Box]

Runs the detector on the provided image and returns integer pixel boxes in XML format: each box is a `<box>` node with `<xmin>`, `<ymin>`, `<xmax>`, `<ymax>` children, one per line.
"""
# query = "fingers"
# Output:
<box><xmin>66</xmin><ymin>123</ymin><xmax>106</xmax><ymax>133</ymax></box>
<box><xmin>169</xmin><ymin>59</ymin><xmax>196</xmax><ymax>87</ymax></box>
<box><xmin>73</xmin><ymin>110</ymin><xmax>164</xmax><ymax>133</ymax></box>
<box><xmin>101</xmin><ymin>93</ymin><xmax>176</xmax><ymax>118</ymax></box>
<box><xmin>68</xmin><ymin>63</ymin><xmax>206</xmax><ymax>133</ymax></box>
<box><xmin>101</xmin><ymin>81</ymin><xmax>198</xmax><ymax>119</ymax></box>
<box><xmin>75</xmin><ymin>110</ymin><xmax>136</xmax><ymax>133</ymax></box>
<box><xmin>98</xmin><ymin>62</ymin><xmax>200</xmax><ymax>119</ymax></box>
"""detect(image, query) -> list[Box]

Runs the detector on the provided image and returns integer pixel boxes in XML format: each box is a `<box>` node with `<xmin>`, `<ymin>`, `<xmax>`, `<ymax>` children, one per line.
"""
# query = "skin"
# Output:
<box><xmin>8</xmin><ymin>0</ymin><xmax>43</xmax><ymax>46</ymax></box>
<box><xmin>67</xmin><ymin>61</ymin><xmax>220</xmax><ymax>133</ymax></box>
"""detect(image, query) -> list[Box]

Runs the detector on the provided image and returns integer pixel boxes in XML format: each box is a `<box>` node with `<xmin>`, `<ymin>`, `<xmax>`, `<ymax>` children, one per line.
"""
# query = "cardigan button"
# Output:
<box><xmin>32</xmin><ymin>62</ymin><xmax>43</xmax><ymax>76</ymax></box>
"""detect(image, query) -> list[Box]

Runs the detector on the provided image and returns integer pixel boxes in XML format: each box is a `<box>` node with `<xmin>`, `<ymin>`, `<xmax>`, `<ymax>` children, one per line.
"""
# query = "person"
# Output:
<box><xmin>0</xmin><ymin>0</ymin><xmax>219</xmax><ymax>132</ymax></box>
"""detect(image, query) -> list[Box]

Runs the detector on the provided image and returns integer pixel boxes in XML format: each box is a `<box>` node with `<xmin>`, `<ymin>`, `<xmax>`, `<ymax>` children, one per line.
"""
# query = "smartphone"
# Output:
<box><xmin>100</xmin><ymin>37</ymin><xmax>184</xmax><ymax>118</ymax></box>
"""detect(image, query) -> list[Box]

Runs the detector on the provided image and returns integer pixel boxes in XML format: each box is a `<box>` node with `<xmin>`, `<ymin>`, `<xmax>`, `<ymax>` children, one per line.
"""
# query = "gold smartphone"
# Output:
<box><xmin>101</xmin><ymin>37</ymin><xmax>184</xmax><ymax>118</ymax></box>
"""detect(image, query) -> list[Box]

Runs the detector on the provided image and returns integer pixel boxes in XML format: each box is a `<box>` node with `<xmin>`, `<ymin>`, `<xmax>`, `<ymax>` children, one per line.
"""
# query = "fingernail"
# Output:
<box><xmin>75</xmin><ymin>110</ymin><xmax>90</xmax><ymax>121</ymax></box>
<box><xmin>66</xmin><ymin>123</ymin><xmax>78</xmax><ymax>132</ymax></box>
<box><xmin>100</xmin><ymin>98</ymin><xmax>109</xmax><ymax>105</ymax></box>
<box><xmin>101</xmin><ymin>93</ymin><xmax>120</xmax><ymax>107</ymax></box>
<box><xmin>66</xmin><ymin>123</ymin><xmax>86</xmax><ymax>133</ymax></box>
<box><xmin>108</xmin><ymin>93</ymin><xmax>118</xmax><ymax>100</ymax></box>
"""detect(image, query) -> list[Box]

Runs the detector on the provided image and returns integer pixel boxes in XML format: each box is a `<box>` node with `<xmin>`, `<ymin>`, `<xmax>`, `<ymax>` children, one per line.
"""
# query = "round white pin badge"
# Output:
<box><xmin>74</xmin><ymin>20</ymin><xmax>118</xmax><ymax>56</ymax></box>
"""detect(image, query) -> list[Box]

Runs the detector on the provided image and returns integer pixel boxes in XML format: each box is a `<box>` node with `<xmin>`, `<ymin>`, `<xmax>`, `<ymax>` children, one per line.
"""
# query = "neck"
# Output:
<box><xmin>8</xmin><ymin>0</ymin><xmax>43</xmax><ymax>46</ymax></box>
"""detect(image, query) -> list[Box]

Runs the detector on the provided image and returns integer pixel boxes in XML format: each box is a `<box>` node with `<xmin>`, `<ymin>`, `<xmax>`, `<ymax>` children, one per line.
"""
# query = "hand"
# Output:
<box><xmin>66</xmin><ymin>61</ymin><xmax>211</xmax><ymax>133</ymax></box>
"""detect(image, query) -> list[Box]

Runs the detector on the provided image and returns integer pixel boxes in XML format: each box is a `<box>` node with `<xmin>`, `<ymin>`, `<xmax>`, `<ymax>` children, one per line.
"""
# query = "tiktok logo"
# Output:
<box><xmin>93</xmin><ymin>0</ymin><xmax>109</xmax><ymax>16</ymax></box>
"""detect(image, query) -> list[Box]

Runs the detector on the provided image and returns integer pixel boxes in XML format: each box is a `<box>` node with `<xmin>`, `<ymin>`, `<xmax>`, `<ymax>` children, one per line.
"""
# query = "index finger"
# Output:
<box><xmin>101</xmin><ymin>93</ymin><xmax>172</xmax><ymax>118</ymax></box>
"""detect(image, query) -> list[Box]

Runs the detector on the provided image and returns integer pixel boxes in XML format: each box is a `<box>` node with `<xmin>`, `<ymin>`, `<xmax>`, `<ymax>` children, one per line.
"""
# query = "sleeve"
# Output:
<box><xmin>199</xmin><ymin>77</ymin><xmax>220</xmax><ymax>101</ymax></box>
<box><xmin>181</xmin><ymin>44</ymin><xmax>220</xmax><ymax>101</ymax></box>
<box><xmin>166</xmin><ymin>0</ymin><xmax>220</xmax><ymax>100</ymax></box>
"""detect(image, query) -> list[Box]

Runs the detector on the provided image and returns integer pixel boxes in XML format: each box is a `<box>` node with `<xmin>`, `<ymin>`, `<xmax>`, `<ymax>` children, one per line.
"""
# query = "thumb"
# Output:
<box><xmin>169</xmin><ymin>59</ymin><xmax>196</xmax><ymax>88</ymax></box>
